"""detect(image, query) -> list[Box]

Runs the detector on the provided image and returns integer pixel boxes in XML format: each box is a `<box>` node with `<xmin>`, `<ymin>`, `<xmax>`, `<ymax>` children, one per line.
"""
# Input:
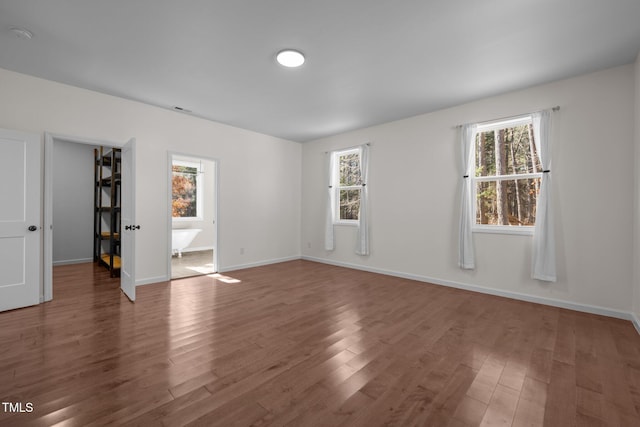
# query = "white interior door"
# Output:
<box><xmin>0</xmin><ymin>129</ymin><xmax>41</xmax><ymax>312</ymax></box>
<box><xmin>120</xmin><ymin>138</ymin><xmax>136</xmax><ymax>301</ymax></box>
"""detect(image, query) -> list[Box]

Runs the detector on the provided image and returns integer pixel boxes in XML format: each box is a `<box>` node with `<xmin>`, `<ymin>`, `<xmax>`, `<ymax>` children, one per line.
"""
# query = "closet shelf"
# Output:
<box><xmin>95</xmin><ymin>207</ymin><xmax>121</xmax><ymax>213</ymax></box>
<box><xmin>99</xmin><ymin>173</ymin><xmax>121</xmax><ymax>186</ymax></box>
<box><xmin>100</xmin><ymin>254</ymin><xmax>121</xmax><ymax>269</ymax></box>
<box><xmin>100</xmin><ymin>231</ymin><xmax>120</xmax><ymax>240</ymax></box>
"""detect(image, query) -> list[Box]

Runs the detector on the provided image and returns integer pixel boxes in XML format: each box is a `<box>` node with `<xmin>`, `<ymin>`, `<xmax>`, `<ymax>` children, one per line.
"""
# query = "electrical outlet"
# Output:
<box><xmin>307</xmin><ymin>242</ymin><xmax>311</xmax><ymax>248</ymax></box>
<box><xmin>240</xmin><ymin>247</ymin><xmax>245</xmax><ymax>255</ymax></box>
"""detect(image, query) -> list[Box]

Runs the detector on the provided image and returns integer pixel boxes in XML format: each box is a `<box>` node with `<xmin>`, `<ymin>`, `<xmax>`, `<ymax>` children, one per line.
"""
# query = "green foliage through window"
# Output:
<box><xmin>336</xmin><ymin>150</ymin><xmax>361</xmax><ymax>221</ymax></box>
<box><xmin>474</xmin><ymin>123</ymin><xmax>541</xmax><ymax>227</ymax></box>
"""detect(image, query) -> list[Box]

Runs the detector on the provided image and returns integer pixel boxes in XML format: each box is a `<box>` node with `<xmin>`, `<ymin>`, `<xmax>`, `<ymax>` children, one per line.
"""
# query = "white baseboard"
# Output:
<box><xmin>632</xmin><ymin>313</ymin><xmax>640</xmax><ymax>335</ymax></box>
<box><xmin>219</xmin><ymin>255</ymin><xmax>301</xmax><ymax>273</ymax></box>
<box><xmin>53</xmin><ymin>257</ymin><xmax>93</xmax><ymax>266</ymax></box>
<box><xmin>302</xmin><ymin>256</ymin><xmax>634</xmax><ymax>322</ymax></box>
<box><xmin>134</xmin><ymin>255</ymin><xmax>300</xmax><ymax>286</ymax></box>
<box><xmin>136</xmin><ymin>275</ymin><xmax>170</xmax><ymax>286</ymax></box>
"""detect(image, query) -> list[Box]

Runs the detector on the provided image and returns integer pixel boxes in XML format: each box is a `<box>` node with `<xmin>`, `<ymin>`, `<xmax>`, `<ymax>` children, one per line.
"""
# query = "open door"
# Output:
<box><xmin>120</xmin><ymin>138</ymin><xmax>136</xmax><ymax>301</ymax></box>
<box><xmin>0</xmin><ymin>129</ymin><xmax>41</xmax><ymax>312</ymax></box>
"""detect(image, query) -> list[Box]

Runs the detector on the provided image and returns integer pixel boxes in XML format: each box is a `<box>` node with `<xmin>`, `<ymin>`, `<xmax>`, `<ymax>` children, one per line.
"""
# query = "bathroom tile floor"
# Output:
<box><xmin>171</xmin><ymin>249</ymin><xmax>216</xmax><ymax>279</ymax></box>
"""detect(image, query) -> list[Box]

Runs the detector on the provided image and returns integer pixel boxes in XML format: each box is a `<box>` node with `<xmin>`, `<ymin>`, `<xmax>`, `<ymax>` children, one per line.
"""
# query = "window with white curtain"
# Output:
<box><xmin>325</xmin><ymin>144</ymin><xmax>370</xmax><ymax>255</ymax></box>
<box><xmin>472</xmin><ymin>116</ymin><xmax>542</xmax><ymax>234</ymax></box>
<box><xmin>332</xmin><ymin>148</ymin><xmax>362</xmax><ymax>224</ymax></box>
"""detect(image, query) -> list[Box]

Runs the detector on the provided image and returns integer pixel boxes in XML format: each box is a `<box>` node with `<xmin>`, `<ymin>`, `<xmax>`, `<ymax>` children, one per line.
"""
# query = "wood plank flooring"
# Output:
<box><xmin>1</xmin><ymin>260</ymin><xmax>640</xmax><ymax>426</ymax></box>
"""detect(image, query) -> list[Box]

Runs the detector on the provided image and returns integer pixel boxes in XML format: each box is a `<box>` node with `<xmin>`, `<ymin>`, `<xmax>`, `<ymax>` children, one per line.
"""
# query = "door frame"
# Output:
<box><xmin>167</xmin><ymin>151</ymin><xmax>219</xmax><ymax>279</ymax></box>
<box><xmin>43</xmin><ymin>133</ymin><xmax>126</xmax><ymax>302</ymax></box>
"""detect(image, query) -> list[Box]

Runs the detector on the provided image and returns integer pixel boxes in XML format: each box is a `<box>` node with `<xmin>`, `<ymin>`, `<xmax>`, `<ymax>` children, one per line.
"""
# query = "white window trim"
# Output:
<box><xmin>335</xmin><ymin>216</ymin><xmax>360</xmax><ymax>226</ymax></box>
<box><xmin>476</xmin><ymin>115</ymin><xmax>532</xmax><ymax>132</ymax></box>
<box><xmin>172</xmin><ymin>159</ymin><xmax>204</xmax><ymax>221</ymax></box>
<box><xmin>473</xmin><ymin>224</ymin><xmax>535</xmax><ymax>235</ymax></box>
<box><xmin>332</xmin><ymin>148</ymin><xmax>361</xmax><ymax>226</ymax></box>
<box><xmin>471</xmin><ymin>116</ymin><xmax>540</xmax><ymax>235</ymax></box>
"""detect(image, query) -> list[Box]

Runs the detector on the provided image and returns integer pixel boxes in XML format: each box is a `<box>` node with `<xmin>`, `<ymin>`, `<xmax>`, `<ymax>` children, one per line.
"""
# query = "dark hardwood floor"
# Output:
<box><xmin>1</xmin><ymin>260</ymin><xmax>639</xmax><ymax>426</ymax></box>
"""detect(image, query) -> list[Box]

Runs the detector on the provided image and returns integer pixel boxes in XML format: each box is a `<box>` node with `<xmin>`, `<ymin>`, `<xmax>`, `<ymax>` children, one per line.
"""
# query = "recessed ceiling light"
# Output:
<box><xmin>10</xmin><ymin>26</ymin><xmax>34</xmax><ymax>40</ymax></box>
<box><xmin>276</xmin><ymin>50</ymin><xmax>305</xmax><ymax>68</ymax></box>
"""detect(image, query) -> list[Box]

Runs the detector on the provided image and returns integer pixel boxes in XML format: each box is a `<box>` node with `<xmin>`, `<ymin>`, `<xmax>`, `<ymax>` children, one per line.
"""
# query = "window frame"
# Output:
<box><xmin>332</xmin><ymin>148</ymin><xmax>361</xmax><ymax>226</ymax></box>
<box><xmin>172</xmin><ymin>159</ymin><xmax>203</xmax><ymax>222</ymax></box>
<box><xmin>471</xmin><ymin>116</ymin><xmax>541</xmax><ymax>235</ymax></box>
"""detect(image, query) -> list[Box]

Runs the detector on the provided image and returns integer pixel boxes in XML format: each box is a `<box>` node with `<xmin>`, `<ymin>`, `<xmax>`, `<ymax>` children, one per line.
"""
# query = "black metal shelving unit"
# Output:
<box><xmin>93</xmin><ymin>147</ymin><xmax>121</xmax><ymax>277</ymax></box>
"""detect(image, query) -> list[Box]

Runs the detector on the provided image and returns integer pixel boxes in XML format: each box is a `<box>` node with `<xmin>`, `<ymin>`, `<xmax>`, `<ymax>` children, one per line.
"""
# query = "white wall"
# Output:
<box><xmin>0</xmin><ymin>67</ymin><xmax>301</xmax><ymax>284</ymax></box>
<box><xmin>52</xmin><ymin>140</ymin><xmax>95</xmax><ymax>264</ymax></box>
<box><xmin>634</xmin><ymin>53</ymin><xmax>640</xmax><ymax>324</ymax></box>
<box><xmin>302</xmin><ymin>65</ymin><xmax>635</xmax><ymax>314</ymax></box>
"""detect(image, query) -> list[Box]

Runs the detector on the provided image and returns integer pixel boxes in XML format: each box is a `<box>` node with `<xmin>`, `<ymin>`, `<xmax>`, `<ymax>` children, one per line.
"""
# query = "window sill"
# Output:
<box><xmin>334</xmin><ymin>221</ymin><xmax>359</xmax><ymax>227</ymax></box>
<box><xmin>473</xmin><ymin>225</ymin><xmax>534</xmax><ymax>236</ymax></box>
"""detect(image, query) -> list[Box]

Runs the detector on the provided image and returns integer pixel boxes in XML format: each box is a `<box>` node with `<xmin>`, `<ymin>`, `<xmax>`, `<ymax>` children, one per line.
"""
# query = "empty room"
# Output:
<box><xmin>1</xmin><ymin>1</ymin><xmax>640</xmax><ymax>426</ymax></box>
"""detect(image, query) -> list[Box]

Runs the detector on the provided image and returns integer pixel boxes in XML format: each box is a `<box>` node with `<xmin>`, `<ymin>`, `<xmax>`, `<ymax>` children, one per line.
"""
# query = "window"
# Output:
<box><xmin>333</xmin><ymin>148</ymin><xmax>362</xmax><ymax>223</ymax></box>
<box><xmin>473</xmin><ymin>116</ymin><xmax>542</xmax><ymax>234</ymax></box>
<box><xmin>325</xmin><ymin>144</ymin><xmax>370</xmax><ymax>254</ymax></box>
<box><xmin>172</xmin><ymin>160</ymin><xmax>203</xmax><ymax>220</ymax></box>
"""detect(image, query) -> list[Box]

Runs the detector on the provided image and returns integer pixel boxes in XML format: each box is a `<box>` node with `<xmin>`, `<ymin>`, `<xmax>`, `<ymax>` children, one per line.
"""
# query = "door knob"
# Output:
<box><xmin>28</xmin><ymin>225</ymin><xmax>38</xmax><ymax>231</ymax></box>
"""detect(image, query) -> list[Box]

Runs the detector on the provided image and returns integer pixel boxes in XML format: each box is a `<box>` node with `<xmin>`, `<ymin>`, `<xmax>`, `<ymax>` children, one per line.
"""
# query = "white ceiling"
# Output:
<box><xmin>1</xmin><ymin>1</ymin><xmax>639</xmax><ymax>142</ymax></box>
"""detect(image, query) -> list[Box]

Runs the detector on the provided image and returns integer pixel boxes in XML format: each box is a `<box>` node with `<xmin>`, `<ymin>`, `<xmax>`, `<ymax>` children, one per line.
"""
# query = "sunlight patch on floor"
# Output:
<box><xmin>207</xmin><ymin>273</ymin><xmax>241</xmax><ymax>284</ymax></box>
<box><xmin>185</xmin><ymin>264</ymin><xmax>217</xmax><ymax>275</ymax></box>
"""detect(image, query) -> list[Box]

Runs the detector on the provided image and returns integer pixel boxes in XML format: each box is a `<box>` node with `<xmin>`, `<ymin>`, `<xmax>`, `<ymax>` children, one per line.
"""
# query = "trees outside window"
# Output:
<box><xmin>473</xmin><ymin>117</ymin><xmax>542</xmax><ymax>232</ymax></box>
<box><xmin>334</xmin><ymin>148</ymin><xmax>361</xmax><ymax>223</ymax></box>
<box><xmin>172</xmin><ymin>161</ymin><xmax>202</xmax><ymax>220</ymax></box>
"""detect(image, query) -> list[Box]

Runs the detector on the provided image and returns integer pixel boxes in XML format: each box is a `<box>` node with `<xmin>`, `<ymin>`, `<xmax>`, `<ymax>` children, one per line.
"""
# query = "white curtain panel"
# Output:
<box><xmin>355</xmin><ymin>144</ymin><xmax>370</xmax><ymax>255</ymax></box>
<box><xmin>532</xmin><ymin>111</ymin><xmax>556</xmax><ymax>281</ymax></box>
<box><xmin>324</xmin><ymin>152</ymin><xmax>336</xmax><ymax>251</ymax></box>
<box><xmin>459</xmin><ymin>124</ymin><xmax>477</xmax><ymax>269</ymax></box>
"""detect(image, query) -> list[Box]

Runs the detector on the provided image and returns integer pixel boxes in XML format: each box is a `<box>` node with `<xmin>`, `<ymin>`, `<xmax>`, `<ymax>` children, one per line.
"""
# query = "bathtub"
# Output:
<box><xmin>172</xmin><ymin>228</ymin><xmax>202</xmax><ymax>257</ymax></box>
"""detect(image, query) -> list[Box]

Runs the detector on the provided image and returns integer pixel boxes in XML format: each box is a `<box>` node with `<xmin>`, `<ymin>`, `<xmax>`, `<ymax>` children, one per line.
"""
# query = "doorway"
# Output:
<box><xmin>44</xmin><ymin>133</ymin><xmax>136</xmax><ymax>301</ymax></box>
<box><xmin>168</xmin><ymin>153</ymin><xmax>218</xmax><ymax>279</ymax></box>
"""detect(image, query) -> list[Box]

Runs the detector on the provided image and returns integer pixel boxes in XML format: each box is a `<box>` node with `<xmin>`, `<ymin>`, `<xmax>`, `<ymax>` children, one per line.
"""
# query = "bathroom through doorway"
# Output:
<box><xmin>168</xmin><ymin>153</ymin><xmax>218</xmax><ymax>279</ymax></box>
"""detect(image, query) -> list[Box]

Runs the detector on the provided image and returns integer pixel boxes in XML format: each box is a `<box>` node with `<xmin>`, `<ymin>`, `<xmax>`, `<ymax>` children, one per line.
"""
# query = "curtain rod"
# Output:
<box><xmin>455</xmin><ymin>106</ymin><xmax>560</xmax><ymax>129</ymax></box>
